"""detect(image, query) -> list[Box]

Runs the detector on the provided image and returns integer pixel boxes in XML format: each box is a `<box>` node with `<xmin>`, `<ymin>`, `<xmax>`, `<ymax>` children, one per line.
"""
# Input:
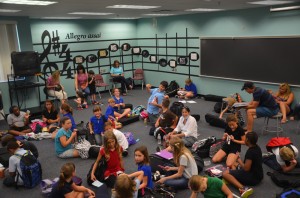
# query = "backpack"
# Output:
<box><xmin>192</xmin><ymin>136</ymin><xmax>217</xmax><ymax>158</ymax></box>
<box><xmin>15</xmin><ymin>151</ymin><xmax>42</xmax><ymax>188</ymax></box>
<box><xmin>165</xmin><ymin>80</ymin><xmax>179</xmax><ymax>97</ymax></box>
<box><xmin>87</xmin><ymin>158</ymin><xmax>107</xmax><ymax>185</ymax></box>
<box><xmin>132</xmin><ymin>105</ymin><xmax>146</xmax><ymax>115</ymax></box>
<box><xmin>266</xmin><ymin>137</ymin><xmax>293</xmax><ymax>152</ymax></box>
<box><xmin>276</xmin><ymin>188</ymin><xmax>300</xmax><ymax>198</ymax></box>
<box><xmin>209</xmin><ymin>140</ymin><xmax>225</xmax><ymax>158</ymax></box>
<box><xmin>267</xmin><ymin>171</ymin><xmax>300</xmax><ymax>188</ymax></box>
<box><xmin>192</xmin><ymin>152</ymin><xmax>204</xmax><ymax>172</ymax></box>
<box><xmin>123</xmin><ymin>132</ymin><xmax>137</xmax><ymax>146</ymax></box>
<box><xmin>204</xmin><ymin>113</ymin><xmax>227</xmax><ymax>129</ymax></box>
<box><xmin>170</xmin><ymin>102</ymin><xmax>184</xmax><ymax>118</ymax></box>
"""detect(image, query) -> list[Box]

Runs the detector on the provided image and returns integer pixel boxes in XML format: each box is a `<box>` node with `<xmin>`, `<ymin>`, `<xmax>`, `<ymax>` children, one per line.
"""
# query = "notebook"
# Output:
<box><xmin>155</xmin><ymin>150</ymin><xmax>173</xmax><ymax>160</ymax></box>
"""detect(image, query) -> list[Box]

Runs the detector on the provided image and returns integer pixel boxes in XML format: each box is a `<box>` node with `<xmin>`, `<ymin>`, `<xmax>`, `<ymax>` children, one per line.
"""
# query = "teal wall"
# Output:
<box><xmin>136</xmin><ymin>7</ymin><xmax>300</xmax><ymax>102</ymax></box>
<box><xmin>1</xmin><ymin>7</ymin><xmax>300</xmax><ymax>113</ymax></box>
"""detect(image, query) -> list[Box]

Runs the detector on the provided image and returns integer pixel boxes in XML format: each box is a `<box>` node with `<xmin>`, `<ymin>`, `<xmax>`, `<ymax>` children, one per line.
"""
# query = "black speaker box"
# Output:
<box><xmin>11</xmin><ymin>51</ymin><xmax>41</xmax><ymax>76</ymax></box>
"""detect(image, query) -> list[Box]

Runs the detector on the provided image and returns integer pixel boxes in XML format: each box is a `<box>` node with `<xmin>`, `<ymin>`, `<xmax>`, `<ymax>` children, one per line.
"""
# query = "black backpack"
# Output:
<box><xmin>87</xmin><ymin>157</ymin><xmax>107</xmax><ymax>185</ymax></box>
<box><xmin>165</xmin><ymin>81</ymin><xmax>179</xmax><ymax>97</ymax></box>
<box><xmin>267</xmin><ymin>170</ymin><xmax>300</xmax><ymax>188</ymax></box>
<box><xmin>170</xmin><ymin>102</ymin><xmax>184</xmax><ymax>118</ymax></box>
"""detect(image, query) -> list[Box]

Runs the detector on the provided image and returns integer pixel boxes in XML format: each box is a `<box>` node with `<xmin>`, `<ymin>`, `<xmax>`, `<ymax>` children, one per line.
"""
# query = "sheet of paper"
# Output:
<box><xmin>178</xmin><ymin>100</ymin><xmax>186</xmax><ymax>103</ymax></box>
<box><xmin>187</xmin><ymin>100</ymin><xmax>196</xmax><ymax>103</ymax></box>
<box><xmin>92</xmin><ymin>180</ymin><xmax>103</xmax><ymax>187</ymax></box>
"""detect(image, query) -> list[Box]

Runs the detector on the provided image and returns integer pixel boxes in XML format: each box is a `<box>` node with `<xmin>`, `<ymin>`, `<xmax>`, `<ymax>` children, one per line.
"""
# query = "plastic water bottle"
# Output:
<box><xmin>144</xmin><ymin>118</ymin><xmax>147</xmax><ymax>126</ymax></box>
<box><xmin>157</xmin><ymin>135</ymin><xmax>162</xmax><ymax>145</ymax></box>
<box><xmin>226</xmin><ymin>135</ymin><xmax>231</xmax><ymax>145</ymax></box>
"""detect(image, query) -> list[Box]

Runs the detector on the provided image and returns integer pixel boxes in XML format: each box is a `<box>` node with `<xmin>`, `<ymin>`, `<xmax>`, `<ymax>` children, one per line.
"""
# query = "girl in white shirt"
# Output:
<box><xmin>166</xmin><ymin>106</ymin><xmax>198</xmax><ymax>147</ymax></box>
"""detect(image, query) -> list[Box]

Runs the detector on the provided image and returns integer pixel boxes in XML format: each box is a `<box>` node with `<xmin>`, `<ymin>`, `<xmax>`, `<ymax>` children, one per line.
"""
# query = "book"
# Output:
<box><xmin>232</xmin><ymin>102</ymin><xmax>249</xmax><ymax>108</ymax></box>
<box><xmin>92</xmin><ymin>180</ymin><xmax>103</xmax><ymax>187</ymax></box>
<box><xmin>155</xmin><ymin>150</ymin><xmax>173</xmax><ymax>160</ymax></box>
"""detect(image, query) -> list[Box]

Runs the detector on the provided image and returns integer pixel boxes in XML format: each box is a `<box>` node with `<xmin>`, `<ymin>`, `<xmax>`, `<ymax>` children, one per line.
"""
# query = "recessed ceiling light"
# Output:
<box><xmin>144</xmin><ymin>13</ymin><xmax>174</xmax><ymax>16</ymax></box>
<box><xmin>109</xmin><ymin>17</ymin><xmax>140</xmax><ymax>20</ymax></box>
<box><xmin>248</xmin><ymin>1</ymin><xmax>294</xmax><ymax>5</ymax></box>
<box><xmin>41</xmin><ymin>17</ymin><xmax>82</xmax><ymax>19</ymax></box>
<box><xmin>270</xmin><ymin>5</ymin><xmax>300</xmax><ymax>12</ymax></box>
<box><xmin>107</xmin><ymin>5</ymin><xmax>160</xmax><ymax>9</ymax></box>
<box><xmin>0</xmin><ymin>8</ymin><xmax>21</xmax><ymax>12</ymax></box>
<box><xmin>186</xmin><ymin>8</ymin><xmax>224</xmax><ymax>11</ymax></box>
<box><xmin>0</xmin><ymin>0</ymin><xmax>57</xmax><ymax>6</ymax></box>
<box><xmin>69</xmin><ymin>12</ymin><xmax>113</xmax><ymax>15</ymax></box>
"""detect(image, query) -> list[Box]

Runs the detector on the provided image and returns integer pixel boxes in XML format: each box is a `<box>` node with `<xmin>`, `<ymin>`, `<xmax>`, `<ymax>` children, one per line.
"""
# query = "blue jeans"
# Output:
<box><xmin>81</xmin><ymin>87</ymin><xmax>90</xmax><ymax>97</ymax></box>
<box><xmin>94</xmin><ymin>134</ymin><xmax>103</xmax><ymax>146</ymax></box>
<box><xmin>164</xmin><ymin>175</ymin><xmax>189</xmax><ymax>189</ymax></box>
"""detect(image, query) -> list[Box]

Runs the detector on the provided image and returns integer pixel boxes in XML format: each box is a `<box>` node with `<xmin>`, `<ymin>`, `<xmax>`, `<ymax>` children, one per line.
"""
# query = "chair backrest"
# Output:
<box><xmin>94</xmin><ymin>74</ymin><xmax>104</xmax><ymax>84</ymax></box>
<box><xmin>134</xmin><ymin>69</ymin><xmax>144</xmax><ymax>78</ymax></box>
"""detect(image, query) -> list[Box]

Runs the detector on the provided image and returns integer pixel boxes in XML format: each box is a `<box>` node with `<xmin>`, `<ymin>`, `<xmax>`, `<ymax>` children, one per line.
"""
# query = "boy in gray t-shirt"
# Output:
<box><xmin>7</xmin><ymin>106</ymin><xmax>32</xmax><ymax>136</ymax></box>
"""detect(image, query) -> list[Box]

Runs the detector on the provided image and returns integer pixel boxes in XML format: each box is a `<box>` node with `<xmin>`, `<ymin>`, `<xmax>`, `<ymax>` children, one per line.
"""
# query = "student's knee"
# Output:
<box><xmin>73</xmin><ymin>150</ymin><xmax>80</xmax><ymax>157</ymax></box>
<box><xmin>212</xmin><ymin>156</ymin><xmax>220</xmax><ymax>163</ymax></box>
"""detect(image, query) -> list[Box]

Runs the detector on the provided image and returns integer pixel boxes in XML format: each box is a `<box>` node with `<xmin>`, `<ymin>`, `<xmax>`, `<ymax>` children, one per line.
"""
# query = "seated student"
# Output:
<box><xmin>42</xmin><ymin>100</ymin><xmax>60</xmax><ymax>131</ymax></box>
<box><xmin>51</xmin><ymin>162</ymin><xmax>95</xmax><ymax>198</ymax></box>
<box><xmin>54</xmin><ymin>117</ymin><xmax>79</xmax><ymax>159</ymax></box>
<box><xmin>156</xmin><ymin>137</ymin><xmax>198</xmax><ymax>189</ymax></box>
<box><xmin>166</xmin><ymin>106</ymin><xmax>198</xmax><ymax>147</ymax></box>
<box><xmin>90</xmin><ymin>131</ymin><xmax>124</xmax><ymax>188</ymax></box>
<box><xmin>3</xmin><ymin>141</ymin><xmax>27</xmax><ymax>187</ymax></box>
<box><xmin>112</xmin><ymin>88</ymin><xmax>131</xmax><ymax>118</ymax></box>
<box><xmin>112</xmin><ymin>171</ymin><xmax>144</xmax><ymax>198</ymax></box>
<box><xmin>154</xmin><ymin>98</ymin><xmax>178</xmax><ymax>145</ymax></box>
<box><xmin>104</xmin><ymin>122</ymin><xmax>129</xmax><ymax>157</ymax></box>
<box><xmin>189</xmin><ymin>175</ymin><xmax>233</xmax><ymax>198</ymax></box>
<box><xmin>177</xmin><ymin>78</ymin><xmax>197</xmax><ymax>99</ymax></box>
<box><xmin>272</xmin><ymin>145</ymin><xmax>300</xmax><ymax>173</ymax></box>
<box><xmin>1</xmin><ymin>134</ymin><xmax>39</xmax><ymax>158</ymax></box>
<box><xmin>88</xmin><ymin>105</ymin><xmax>107</xmax><ymax>146</ymax></box>
<box><xmin>241</xmin><ymin>82</ymin><xmax>279</xmax><ymax>133</ymax></box>
<box><xmin>223</xmin><ymin>132</ymin><xmax>263</xmax><ymax>198</ymax></box>
<box><xmin>271</xmin><ymin>83</ymin><xmax>294</xmax><ymax>123</ymax></box>
<box><xmin>212</xmin><ymin>115</ymin><xmax>245</xmax><ymax>169</ymax></box>
<box><xmin>7</xmin><ymin>106</ymin><xmax>32</xmax><ymax>136</ymax></box>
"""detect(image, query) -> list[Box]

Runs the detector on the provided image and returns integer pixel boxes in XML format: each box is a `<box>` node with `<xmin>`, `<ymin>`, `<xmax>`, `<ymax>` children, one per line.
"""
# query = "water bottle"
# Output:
<box><xmin>226</xmin><ymin>135</ymin><xmax>231</xmax><ymax>145</ymax></box>
<box><xmin>144</xmin><ymin>118</ymin><xmax>147</xmax><ymax>126</ymax></box>
<box><xmin>157</xmin><ymin>135</ymin><xmax>162</xmax><ymax>145</ymax></box>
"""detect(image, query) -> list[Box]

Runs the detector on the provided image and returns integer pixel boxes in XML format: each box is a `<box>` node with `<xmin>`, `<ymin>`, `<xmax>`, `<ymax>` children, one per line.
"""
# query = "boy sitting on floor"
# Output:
<box><xmin>7</xmin><ymin>106</ymin><xmax>32</xmax><ymax>136</ymax></box>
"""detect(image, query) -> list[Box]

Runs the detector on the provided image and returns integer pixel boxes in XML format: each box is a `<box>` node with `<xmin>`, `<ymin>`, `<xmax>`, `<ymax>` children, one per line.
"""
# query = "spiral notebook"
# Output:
<box><xmin>155</xmin><ymin>150</ymin><xmax>173</xmax><ymax>160</ymax></box>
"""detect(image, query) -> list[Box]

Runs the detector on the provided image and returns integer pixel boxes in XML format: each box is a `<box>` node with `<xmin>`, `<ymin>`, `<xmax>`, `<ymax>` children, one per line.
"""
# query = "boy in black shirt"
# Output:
<box><xmin>223</xmin><ymin>132</ymin><xmax>263</xmax><ymax>198</ymax></box>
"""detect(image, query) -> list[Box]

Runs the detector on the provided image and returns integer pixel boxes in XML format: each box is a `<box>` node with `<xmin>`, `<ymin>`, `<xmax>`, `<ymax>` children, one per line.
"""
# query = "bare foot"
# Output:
<box><xmin>281</xmin><ymin>119</ymin><xmax>287</xmax><ymax>124</ymax></box>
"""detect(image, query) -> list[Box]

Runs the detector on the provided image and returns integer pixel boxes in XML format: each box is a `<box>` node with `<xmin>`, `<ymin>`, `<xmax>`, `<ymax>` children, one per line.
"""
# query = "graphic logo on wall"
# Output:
<box><xmin>36</xmin><ymin>30</ymin><xmax>101</xmax><ymax>81</ymax></box>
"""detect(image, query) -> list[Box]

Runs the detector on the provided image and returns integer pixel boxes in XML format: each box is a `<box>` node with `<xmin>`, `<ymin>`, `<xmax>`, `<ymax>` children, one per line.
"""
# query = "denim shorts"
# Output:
<box><xmin>256</xmin><ymin>106</ymin><xmax>279</xmax><ymax>118</ymax></box>
<box><xmin>57</xmin><ymin>149</ymin><xmax>76</xmax><ymax>158</ymax></box>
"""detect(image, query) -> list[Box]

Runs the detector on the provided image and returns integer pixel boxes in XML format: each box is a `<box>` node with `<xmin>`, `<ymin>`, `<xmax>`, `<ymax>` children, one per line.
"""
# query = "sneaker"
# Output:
<box><xmin>156</xmin><ymin>146</ymin><xmax>161</xmax><ymax>152</ymax></box>
<box><xmin>240</xmin><ymin>186</ymin><xmax>253</xmax><ymax>198</ymax></box>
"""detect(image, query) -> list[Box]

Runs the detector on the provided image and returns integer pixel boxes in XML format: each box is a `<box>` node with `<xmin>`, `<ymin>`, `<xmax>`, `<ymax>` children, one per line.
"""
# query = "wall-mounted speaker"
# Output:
<box><xmin>11</xmin><ymin>51</ymin><xmax>41</xmax><ymax>76</ymax></box>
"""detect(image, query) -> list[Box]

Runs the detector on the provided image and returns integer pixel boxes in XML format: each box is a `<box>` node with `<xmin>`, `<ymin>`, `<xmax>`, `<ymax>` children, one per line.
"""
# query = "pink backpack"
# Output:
<box><xmin>140</xmin><ymin>110</ymin><xmax>148</xmax><ymax>119</ymax></box>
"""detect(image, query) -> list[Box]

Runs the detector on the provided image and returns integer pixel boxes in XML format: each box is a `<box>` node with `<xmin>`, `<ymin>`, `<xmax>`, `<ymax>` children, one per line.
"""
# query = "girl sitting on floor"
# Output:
<box><xmin>51</xmin><ymin>162</ymin><xmax>95</xmax><ymax>198</ymax></box>
<box><xmin>54</xmin><ymin>117</ymin><xmax>79</xmax><ymax>159</ymax></box>
<box><xmin>90</xmin><ymin>131</ymin><xmax>124</xmax><ymax>188</ymax></box>
<box><xmin>212</xmin><ymin>114</ymin><xmax>245</xmax><ymax>169</ymax></box>
<box><xmin>156</xmin><ymin>136</ymin><xmax>198</xmax><ymax>189</ymax></box>
<box><xmin>42</xmin><ymin>99</ymin><xmax>60</xmax><ymax>132</ymax></box>
<box><xmin>222</xmin><ymin>132</ymin><xmax>263</xmax><ymax>198</ymax></box>
<box><xmin>112</xmin><ymin>171</ymin><xmax>144</xmax><ymax>198</ymax></box>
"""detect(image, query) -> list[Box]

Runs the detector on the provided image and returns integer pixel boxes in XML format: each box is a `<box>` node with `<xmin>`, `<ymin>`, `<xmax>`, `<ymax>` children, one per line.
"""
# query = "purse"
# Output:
<box><xmin>54</xmin><ymin>84</ymin><xmax>62</xmax><ymax>91</ymax></box>
<box><xmin>74</xmin><ymin>137</ymin><xmax>91</xmax><ymax>159</ymax></box>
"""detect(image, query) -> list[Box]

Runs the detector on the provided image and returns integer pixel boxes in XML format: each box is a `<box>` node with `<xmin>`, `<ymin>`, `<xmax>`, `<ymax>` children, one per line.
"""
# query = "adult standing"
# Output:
<box><xmin>46</xmin><ymin>70</ymin><xmax>68</xmax><ymax>104</ymax></box>
<box><xmin>110</xmin><ymin>60</ymin><xmax>132</xmax><ymax>96</ymax></box>
<box><xmin>242</xmin><ymin>82</ymin><xmax>279</xmax><ymax>133</ymax></box>
<box><xmin>74</xmin><ymin>64</ymin><xmax>90</xmax><ymax>103</ymax></box>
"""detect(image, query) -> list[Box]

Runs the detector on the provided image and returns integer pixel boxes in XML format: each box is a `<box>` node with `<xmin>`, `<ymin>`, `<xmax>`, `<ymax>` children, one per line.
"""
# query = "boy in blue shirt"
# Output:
<box><xmin>177</xmin><ymin>78</ymin><xmax>198</xmax><ymax>99</ymax></box>
<box><xmin>146</xmin><ymin>81</ymin><xmax>168</xmax><ymax>132</ymax></box>
<box><xmin>89</xmin><ymin>105</ymin><xmax>107</xmax><ymax>145</ymax></box>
